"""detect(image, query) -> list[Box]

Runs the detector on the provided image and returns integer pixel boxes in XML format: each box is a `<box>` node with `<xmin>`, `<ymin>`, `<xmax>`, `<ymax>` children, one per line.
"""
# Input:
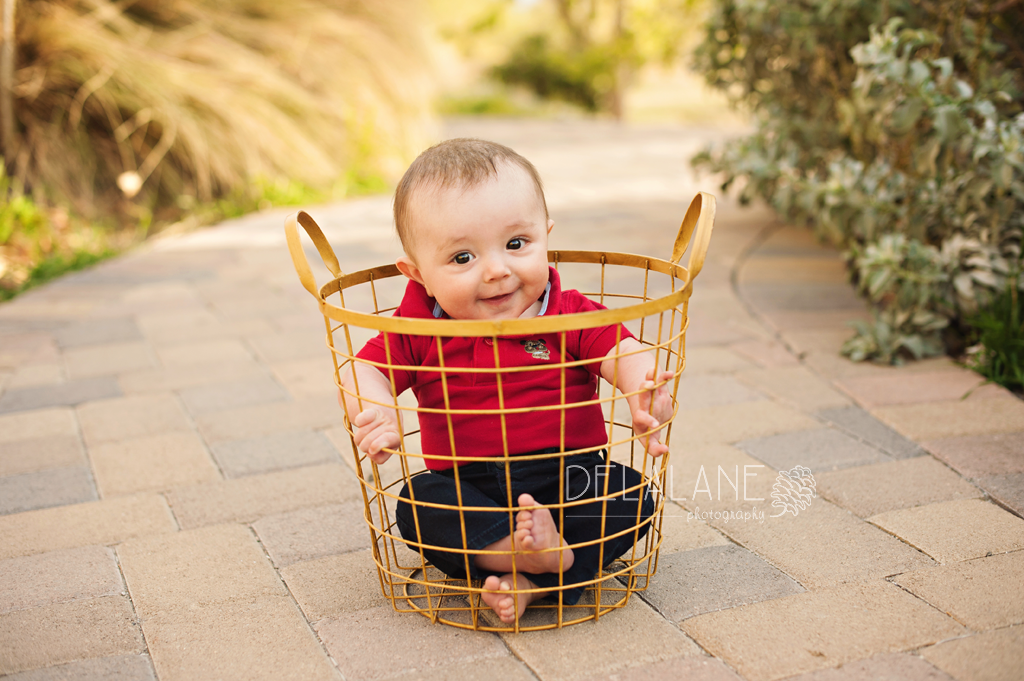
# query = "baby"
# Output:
<box><xmin>339</xmin><ymin>138</ymin><xmax>673</xmax><ymax>623</ymax></box>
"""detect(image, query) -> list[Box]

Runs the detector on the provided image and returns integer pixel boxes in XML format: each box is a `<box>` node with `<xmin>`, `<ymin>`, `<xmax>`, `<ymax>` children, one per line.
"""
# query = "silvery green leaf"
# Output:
<box><xmin>970</xmin><ymin>269</ymin><xmax>1000</xmax><ymax>288</ymax></box>
<box><xmin>954</xmin><ymin>79</ymin><xmax>974</xmax><ymax>99</ymax></box>
<box><xmin>934</xmin><ymin>57</ymin><xmax>953</xmax><ymax>80</ymax></box>
<box><xmin>901</xmin><ymin>335</ymin><xmax>926</xmax><ymax>359</ymax></box>
<box><xmin>954</xmin><ymin>272</ymin><xmax>974</xmax><ymax>298</ymax></box>
<box><xmin>891</xmin><ymin>98</ymin><xmax>925</xmax><ymax>134</ymax></box>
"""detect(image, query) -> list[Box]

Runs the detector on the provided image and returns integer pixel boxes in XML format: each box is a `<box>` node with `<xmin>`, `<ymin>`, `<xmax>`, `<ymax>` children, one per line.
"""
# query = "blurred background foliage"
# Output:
<box><xmin>0</xmin><ymin>0</ymin><xmax>434</xmax><ymax>297</ymax></box>
<box><xmin>693</xmin><ymin>0</ymin><xmax>1024</xmax><ymax>388</ymax></box>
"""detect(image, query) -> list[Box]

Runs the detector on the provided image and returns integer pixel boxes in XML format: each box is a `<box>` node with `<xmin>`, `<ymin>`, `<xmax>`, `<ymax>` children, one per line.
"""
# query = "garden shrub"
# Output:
<box><xmin>693</xmin><ymin>0</ymin><xmax>1024</xmax><ymax>370</ymax></box>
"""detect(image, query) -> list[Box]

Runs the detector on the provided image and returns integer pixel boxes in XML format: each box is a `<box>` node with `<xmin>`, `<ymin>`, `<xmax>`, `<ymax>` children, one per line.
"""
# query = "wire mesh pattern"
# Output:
<box><xmin>285</xmin><ymin>193</ymin><xmax>716</xmax><ymax>632</ymax></box>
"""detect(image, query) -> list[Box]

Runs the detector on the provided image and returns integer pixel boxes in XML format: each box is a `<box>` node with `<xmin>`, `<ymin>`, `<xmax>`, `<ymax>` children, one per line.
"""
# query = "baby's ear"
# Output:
<box><xmin>396</xmin><ymin>256</ymin><xmax>429</xmax><ymax>292</ymax></box>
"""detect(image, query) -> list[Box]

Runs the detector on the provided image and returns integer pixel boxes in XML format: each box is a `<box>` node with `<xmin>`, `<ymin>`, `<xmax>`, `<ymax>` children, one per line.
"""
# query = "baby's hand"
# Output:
<box><xmin>632</xmin><ymin>369</ymin><xmax>674</xmax><ymax>457</ymax></box>
<box><xmin>351</xmin><ymin>408</ymin><xmax>401</xmax><ymax>465</ymax></box>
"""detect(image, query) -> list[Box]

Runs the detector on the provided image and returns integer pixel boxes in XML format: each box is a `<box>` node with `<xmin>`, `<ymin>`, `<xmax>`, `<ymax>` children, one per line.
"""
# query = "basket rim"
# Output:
<box><xmin>315</xmin><ymin>250</ymin><xmax>692</xmax><ymax>336</ymax></box>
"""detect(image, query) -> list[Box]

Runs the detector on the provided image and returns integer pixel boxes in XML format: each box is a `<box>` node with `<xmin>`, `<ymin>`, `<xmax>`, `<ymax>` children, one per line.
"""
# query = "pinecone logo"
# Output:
<box><xmin>769</xmin><ymin>466</ymin><xmax>816</xmax><ymax>518</ymax></box>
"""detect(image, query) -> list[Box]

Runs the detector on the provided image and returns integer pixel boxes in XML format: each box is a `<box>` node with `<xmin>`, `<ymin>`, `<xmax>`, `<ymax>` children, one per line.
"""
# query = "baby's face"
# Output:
<box><xmin>398</xmin><ymin>163</ymin><xmax>553</xmax><ymax>320</ymax></box>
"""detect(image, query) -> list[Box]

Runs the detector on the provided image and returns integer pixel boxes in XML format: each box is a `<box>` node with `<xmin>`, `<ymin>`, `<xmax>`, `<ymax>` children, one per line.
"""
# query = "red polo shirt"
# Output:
<box><xmin>356</xmin><ymin>267</ymin><xmax>633</xmax><ymax>470</ymax></box>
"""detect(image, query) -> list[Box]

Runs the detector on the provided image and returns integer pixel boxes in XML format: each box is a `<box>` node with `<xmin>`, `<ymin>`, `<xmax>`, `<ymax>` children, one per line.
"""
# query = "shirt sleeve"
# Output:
<box><xmin>355</xmin><ymin>330</ymin><xmax>416</xmax><ymax>396</ymax></box>
<box><xmin>561</xmin><ymin>290</ymin><xmax>636</xmax><ymax>372</ymax></box>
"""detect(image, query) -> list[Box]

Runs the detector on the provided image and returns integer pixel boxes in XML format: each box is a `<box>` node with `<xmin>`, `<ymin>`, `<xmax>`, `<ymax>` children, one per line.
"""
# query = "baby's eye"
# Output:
<box><xmin>452</xmin><ymin>252</ymin><xmax>472</xmax><ymax>265</ymax></box>
<box><xmin>507</xmin><ymin>237</ymin><xmax>525</xmax><ymax>250</ymax></box>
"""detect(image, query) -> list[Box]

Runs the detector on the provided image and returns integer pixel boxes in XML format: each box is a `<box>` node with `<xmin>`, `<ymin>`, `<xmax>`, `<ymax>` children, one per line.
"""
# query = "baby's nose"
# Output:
<box><xmin>483</xmin><ymin>256</ymin><xmax>511</xmax><ymax>280</ymax></box>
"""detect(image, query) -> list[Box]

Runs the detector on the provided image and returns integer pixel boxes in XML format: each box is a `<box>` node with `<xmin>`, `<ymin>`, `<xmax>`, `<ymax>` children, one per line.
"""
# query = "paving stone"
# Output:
<box><xmin>728</xmin><ymin>339</ymin><xmax>801</xmax><ymax>368</ymax></box>
<box><xmin>178</xmin><ymin>375</ymin><xmax>289</xmax><ymax>415</ymax></box>
<box><xmin>63</xmin><ymin>343</ymin><xmax>156</xmax><ymax>380</ymax></box>
<box><xmin>921</xmin><ymin>432</ymin><xmax>1024</xmax><ymax>478</ymax></box>
<box><xmin>0</xmin><ymin>467</ymin><xmax>97</xmax><ymax>515</ymax></box>
<box><xmin>869</xmin><ymin>499</ymin><xmax>1024</xmax><ymax>563</ymax></box>
<box><xmin>760</xmin><ymin>309</ymin><xmax>870</xmax><ymax>332</ymax></box>
<box><xmin>268</xmin><ymin>358</ymin><xmax>338</xmax><ymax>400</ymax></box>
<box><xmin>781</xmin><ymin>329</ymin><xmax>853</xmax><ymax>357</ymax></box>
<box><xmin>0</xmin><ymin>654</ymin><xmax>156</xmax><ymax>681</ymax></box>
<box><xmin>738</xmin><ymin>427</ymin><xmax>891</xmax><ymax>474</ymax></box>
<box><xmin>667</xmin><ymin>443</ymin><xmax>778</xmax><ymax>510</ymax></box>
<box><xmin>252</xmin><ymin>500</ymin><xmax>371</xmax><ymax>567</ymax></box>
<box><xmin>77</xmin><ymin>395</ymin><xmax>192</xmax><ymax>447</ymax></box>
<box><xmin>87</xmin><ymin>431</ymin><xmax>220</xmax><ymax>497</ymax></box>
<box><xmin>678</xmin><ymin>401</ymin><xmax>821</xmax><ymax>446</ymax></box>
<box><xmin>53</xmin><ymin>318</ymin><xmax>143</xmax><ymax>349</ymax></box>
<box><xmin>873</xmin><ymin>397</ymin><xmax>1024</xmax><ymax>441</ymax></box>
<box><xmin>210</xmin><ymin>429</ymin><xmax>341</xmax><ymax>478</ymax></box>
<box><xmin>135</xmin><ymin>308</ymin><xmax>236</xmax><ymax>345</ymax></box>
<box><xmin>920</xmin><ymin>625</ymin><xmax>1024</xmax><ymax>681</ymax></box>
<box><xmin>640</xmin><ymin>544</ymin><xmax>804</xmax><ymax>622</ymax></box>
<box><xmin>317</xmin><ymin>604</ymin><xmax>509</xmax><ymax>680</ymax></box>
<box><xmin>117</xmin><ymin>360</ymin><xmax>266</xmax><ymax>394</ymax></box>
<box><xmin>280</xmin><ymin>550</ymin><xmax>382</xmax><ymax>622</ymax></box>
<box><xmin>815</xmin><ymin>406</ymin><xmax>926</xmax><ymax>459</ymax></box>
<box><xmin>154</xmin><ymin>339</ymin><xmax>254</xmax><ymax>368</ymax></box>
<box><xmin>0</xmin><ymin>408</ymin><xmax>77</xmax><ymax>443</ymax></box>
<box><xmin>977</xmin><ymin>472</ymin><xmax>1024</xmax><ymax>517</ymax></box>
<box><xmin>142</xmin><ymin>596</ymin><xmax>336</xmax><ymax>681</ymax></box>
<box><xmin>739</xmin><ymin>256</ymin><xmax>848</xmax><ymax>284</ymax></box>
<box><xmin>815</xmin><ymin>456</ymin><xmax>982</xmax><ymax>518</ymax></box>
<box><xmin>682</xmin><ymin>580</ymin><xmax>965</xmax><ymax>681</ymax></box>
<box><xmin>0</xmin><ymin>434</ymin><xmax>83</xmax><ymax>477</ymax></box>
<box><xmin>500</xmin><ymin>598</ymin><xmax>701</xmax><ymax>681</ymax></box>
<box><xmin>0</xmin><ymin>333</ymin><xmax>59</xmax><ymax>367</ymax></box>
<box><xmin>682</xmin><ymin>347</ymin><xmax>758</xmax><ymax>375</ymax></box>
<box><xmin>0</xmin><ymin>378</ymin><xmax>122</xmax><ymax>414</ymax></box>
<box><xmin>577</xmin><ymin>655</ymin><xmax>744</xmax><ymax>681</ymax></box>
<box><xmin>740</xmin><ymin>283</ymin><xmax>864</xmax><ymax>312</ymax></box>
<box><xmin>801</xmin><ymin>351</ymin><xmax>904</xmax><ymax>381</ymax></box>
<box><xmin>0</xmin><ymin>546</ymin><xmax>122</xmax><ymax>614</ymax></box>
<box><xmin>0</xmin><ymin>494</ymin><xmax>176</xmax><ymax>560</ymax></box>
<box><xmin>0</xmin><ymin>596</ymin><xmax>144</xmax><ymax>676</ymax></box>
<box><xmin>195</xmin><ymin>397</ymin><xmax>342</xmax><ymax>443</ymax></box>
<box><xmin>711</xmin><ymin>498</ymin><xmax>934</xmax><ymax>588</ymax></box>
<box><xmin>780</xmin><ymin>652</ymin><xmax>956</xmax><ymax>681</ymax></box>
<box><xmin>893</xmin><ymin>551</ymin><xmax>1024</xmax><ymax>631</ymax></box>
<box><xmin>385</xmin><ymin>654</ymin><xmax>538</xmax><ymax>681</ymax></box>
<box><xmin>676</xmin><ymin>374</ymin><xmax>765</xmax><ymax>411</ymax></box>
<box><xmin>119</xmin><ymin>524</ymin><xmax>285</xmax><ymax>614</ymax></box>
<box><xmin>249</xmin><ymin>330</ymin><xmax>329</xmax><ymax>363</ymax></box>
<box><xmin>206</xmin><ymin>293</ymin><xmax>300</xmax><ymax>321</ymax></box>
<box><xmin>736</xmin><ymin>366</ymin><xmax>852</xmax><ymax>412</ymax></box>
<box><xmin>7</xmin><ymin>363</ymin><xmax>64</xmax><ymax>389</ymax></box>
<box><xmin>834</xmin><ymin>370</ymin><xmax>1006</xmax><ymax>408</ymax></box>
<box><xmin>166</xmin><ymin>463</ymin><xmax>359</xmax><ymax>529</ymax></box>
<box><xmin>648</xmin><ymin>507</ymin><xmax>730</xmax><ymax>555</ymax></box>
<box><xmin>681</xmin><ymin>317</ymin><xmax>752</xmax><ymax>347</ymax></box>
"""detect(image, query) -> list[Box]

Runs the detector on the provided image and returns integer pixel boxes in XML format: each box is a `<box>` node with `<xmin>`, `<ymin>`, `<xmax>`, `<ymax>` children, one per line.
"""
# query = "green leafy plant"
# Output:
<box><xmin>965</xmin><ymin>274</ymin><xmax>1024</xmax><ymax>393</ymax></box>
<box><xmin>693</xmin><ymin>0</ymin><xmax>1024</xmax><ymax>364</ymax></box>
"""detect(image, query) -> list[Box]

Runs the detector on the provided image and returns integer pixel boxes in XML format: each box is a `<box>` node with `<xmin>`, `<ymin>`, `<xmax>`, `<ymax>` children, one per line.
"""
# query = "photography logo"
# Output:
<box><xmin>769</xmin><ymin>465</ymin><xmax>817</xmax><ymax>518</ymax></box>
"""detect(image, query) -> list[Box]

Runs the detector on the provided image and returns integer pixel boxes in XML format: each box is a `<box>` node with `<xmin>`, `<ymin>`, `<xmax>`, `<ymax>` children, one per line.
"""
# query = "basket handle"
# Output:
<box><xmin>284</xmin><ymin>210</ymin><xmax>343</xmax><ymax>298</ymax></box>
<box><xmin>671</xmin><ymin>192</ymin><xmax>716</xmax><ymax>283</ymax></box>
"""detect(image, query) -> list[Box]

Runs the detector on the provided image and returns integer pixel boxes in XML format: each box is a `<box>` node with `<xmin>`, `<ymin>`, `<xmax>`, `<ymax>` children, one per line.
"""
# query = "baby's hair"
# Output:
<box><xmin>393</xmin><ymin>138</ymin><xmax>548</xmax><ymax>251</ymax></box>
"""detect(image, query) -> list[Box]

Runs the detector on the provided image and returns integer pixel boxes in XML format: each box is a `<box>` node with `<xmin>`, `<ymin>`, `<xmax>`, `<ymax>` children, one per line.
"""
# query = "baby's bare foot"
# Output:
<box><xmin>481</xmin><ymin>574</ymin><xmax>537</xmax><ymax>624</ymax></box>
<box><xmin>512</xmin><ymin>493</ymin><xmax>574</xmax><ymax>573</ymax></box>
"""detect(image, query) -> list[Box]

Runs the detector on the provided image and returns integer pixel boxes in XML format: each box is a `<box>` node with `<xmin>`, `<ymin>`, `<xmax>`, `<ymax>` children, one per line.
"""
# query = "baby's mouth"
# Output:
<box><xmin>482</xmin><ymin>291</ymin><xmax>515</xmax><ymax>304</ymax></box>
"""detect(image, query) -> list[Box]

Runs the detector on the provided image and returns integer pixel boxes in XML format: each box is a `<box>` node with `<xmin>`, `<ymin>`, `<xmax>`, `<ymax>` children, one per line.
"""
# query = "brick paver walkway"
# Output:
<box><xmin>1</xmin><ymin>118</ymin><xmax>1022</xmax><ymax>681</ymax></box>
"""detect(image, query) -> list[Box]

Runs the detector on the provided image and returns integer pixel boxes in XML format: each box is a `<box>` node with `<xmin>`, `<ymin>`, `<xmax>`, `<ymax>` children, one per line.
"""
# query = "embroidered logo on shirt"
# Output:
<box><xmin>520</xmin><ymin>339</ymin><xmax>550</xmax><ymax>360</ymax></box>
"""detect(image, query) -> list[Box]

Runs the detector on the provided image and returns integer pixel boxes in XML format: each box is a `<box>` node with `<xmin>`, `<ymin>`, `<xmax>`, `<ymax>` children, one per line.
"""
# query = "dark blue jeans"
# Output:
<box><xmin>395</xmin><ymin>450</ymin><xmax>655</xmax><ymax>605</ymax></box>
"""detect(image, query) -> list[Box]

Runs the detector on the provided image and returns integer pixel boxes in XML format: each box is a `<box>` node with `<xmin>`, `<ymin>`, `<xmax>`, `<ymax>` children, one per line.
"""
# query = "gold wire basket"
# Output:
<box><xmin>285</xmin><ymin>192</ymin><xmax>715</xmax><ymax>632</ymax></box>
